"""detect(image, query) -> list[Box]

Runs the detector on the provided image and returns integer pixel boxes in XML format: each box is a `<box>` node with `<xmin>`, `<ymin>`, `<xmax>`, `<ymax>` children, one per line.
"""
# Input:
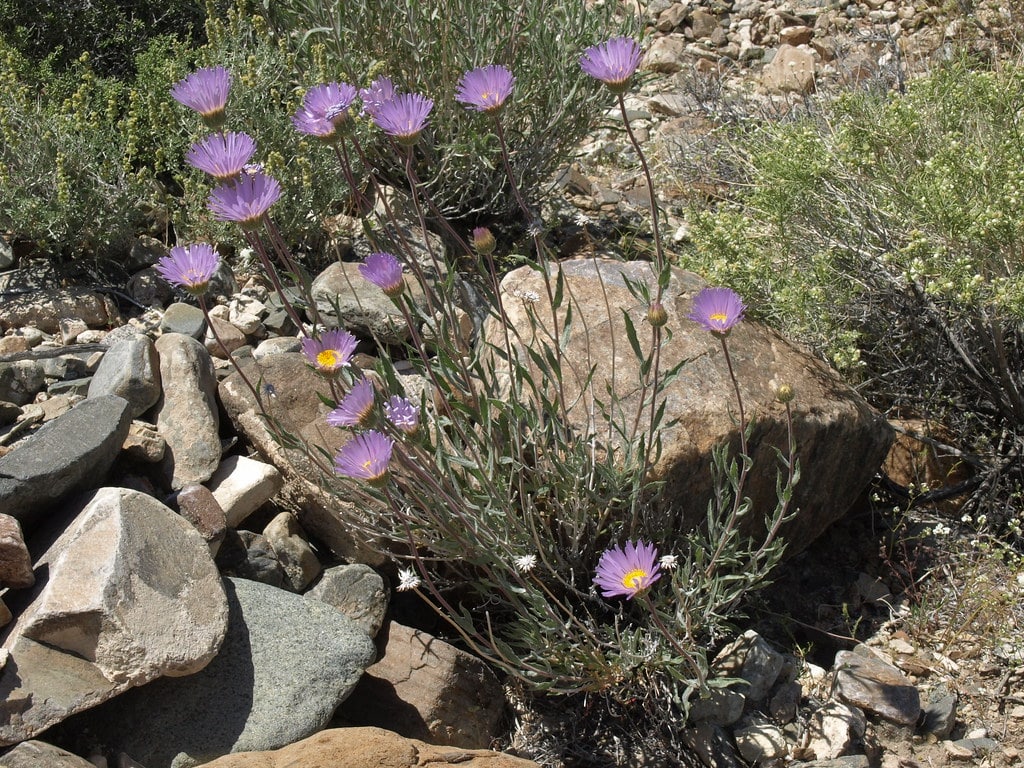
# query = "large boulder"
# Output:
<box><xmin>483</xmin><ymin>260</ymin><xmax>892</xmax><ymax>553</ymax></box>
<box><xmin>67</xmin><ymin>577</ymin><xmax>376</xmax><ymax>768</ymax></box>
<box><xmin>0</xmin><ymin>487</ymin><xmax>227</xmax><ymax>745</ymax></box>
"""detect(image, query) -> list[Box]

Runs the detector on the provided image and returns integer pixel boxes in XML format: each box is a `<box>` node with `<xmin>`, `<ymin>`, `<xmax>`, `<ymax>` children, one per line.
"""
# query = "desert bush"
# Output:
<box><xmin>0</xmin><ymin>0</ymin><xmax>211</xmax><ymax>78</ymax></box>
<box><xmin>679</xmin><ymin>57</ymin><xmax>1024</xmax><ymax>532</ymax></box>
<box><xmin>259</xmin><ymin>0</ymin><xmax>637</xmax><ymax>227</ymax></box>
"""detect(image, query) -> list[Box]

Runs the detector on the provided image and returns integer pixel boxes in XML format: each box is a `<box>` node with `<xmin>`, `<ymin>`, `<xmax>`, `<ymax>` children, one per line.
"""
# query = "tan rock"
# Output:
<box><xmin>0</xmin><ymin>288</ymin><xmax>121</xmax><ymax>334</ymax></box>
<box><xmin>0</xmin><ymin>511</ymin><xmax>34</xmax><ymax>588</ymax></box>
<box><xmin>338</xmin><ymin>621</ymin><xmax>505</xmax><ymax>749</ymax></box>
<box><xmin>201</xmin><ymin>727</ymin><xmax>540</xmax><ymax>768</ymax></box>
<box><xmin>207</xmin><ymin>454</ymin><xmax>284</xmax><ymax>529</ymax></box>
<box><xmin>483</xmin><ymin>261</ymin><xmax>892</xmax><ymax>554</ymax></box>
<box><xmin>0</xmin><ymin>487</ymin><xmax>227</xmax><ymax>745</ymax></box>
<box><xmin>0</xmin><ymin>739</ymin><xmax>96</xmax><ymax>767</ymax></box>
<box><xmin>761</xmin><ymin>44</ymin><xmax>816</xmax><ymax>94</ymax></box>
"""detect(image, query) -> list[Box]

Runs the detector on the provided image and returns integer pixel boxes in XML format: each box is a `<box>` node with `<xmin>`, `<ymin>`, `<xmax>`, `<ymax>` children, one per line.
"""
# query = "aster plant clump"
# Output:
<box><xmin>168</xmin><ymin>34</ymin><xmax>798</xmax><ymax>738</ymax></box>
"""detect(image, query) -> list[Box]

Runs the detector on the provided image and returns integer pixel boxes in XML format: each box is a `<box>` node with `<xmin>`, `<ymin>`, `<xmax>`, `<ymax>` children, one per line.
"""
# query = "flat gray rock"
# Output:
<box><xmin>73</xmin><ymin>577</ymin><xmax>375</xmax><ymax>768</ymax></box>
<box><xmin>0</xmin><ymin>394</ymin><xmax>132</xmax><ymax>533</ymax></box>
<box><xmin>87</xmin><ymin>333</ymin><xmax>161</xmax><ymax>417</ymax></box>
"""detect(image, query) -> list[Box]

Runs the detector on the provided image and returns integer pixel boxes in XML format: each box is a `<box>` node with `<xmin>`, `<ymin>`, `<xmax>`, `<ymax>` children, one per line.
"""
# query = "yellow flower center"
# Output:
<box><xmin>621</xmin><ymin>568</ymin><xmax>648</xmax><ymax>590</ymax></box>
<box><xmin>317</xmin><ymin>349</ymin><xmax>340</xmax><ymax>369</ymax></box>
<box><xmin>709</xmin><ymin>312</ymin><xmax>728</xmax><ymax>323</ymax></box>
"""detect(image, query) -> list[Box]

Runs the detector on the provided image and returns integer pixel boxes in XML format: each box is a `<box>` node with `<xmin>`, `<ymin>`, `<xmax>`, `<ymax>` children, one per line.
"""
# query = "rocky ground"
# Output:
<box><xmin>1</xmin><ymin>0</ymin><xmax>1023</xmax><ymax>766</ymax></box>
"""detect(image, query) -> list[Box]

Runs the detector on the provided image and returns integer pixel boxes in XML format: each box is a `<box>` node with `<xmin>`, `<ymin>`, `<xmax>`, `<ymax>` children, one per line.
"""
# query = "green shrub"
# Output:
<box><xmin>261</xmin><ymin>0</ymin><xmax>636</xmax><ymax>226</ymax></box>
<box><xmin>679</xmin><ymin>58</ymin><xmax>1024</xmax><ymax>528</ymax></box>
<box><xmin>0</xmin><ymin>0</ymin><xmax>211</xmax><ymax>78</ymax></box>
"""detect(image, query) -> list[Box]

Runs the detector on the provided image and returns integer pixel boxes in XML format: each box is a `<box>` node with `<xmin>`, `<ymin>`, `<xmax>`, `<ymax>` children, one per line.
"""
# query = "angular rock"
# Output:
<box><xmin>921</xmin><ymin>684</ymin><xmax>957</xmax><ymax>738</ymax></box>
<box><xmin>161</xmin><ymin>302</ymin><xmax>207</xmax><ymax>339</ymax></box>
<box><xmin>734</xmin><ymin>715</ymin><xmax>788</xmax><ymax>762</ymax></box>
<box><xmin>306</xmin><ymin>563</ymin><xmax>388</xmax><ymax>637</ymax></box>
<box><xmin>205</xmin><ymin>315</ymin><xmax>247</xmax><ymax>359</ymax></box>
<box><xmin>762</xmin><ymin>44</ymin><xmax>817</xmax><ymax>94</ymax></box>
<box><xmin>175</xmin><ymin>484</ymin><xmax>228</xmax><ymax>555</ymax></box>
<box><xmin>0</xmin><ymin>487</ymin><xmax>227</xmax><ymax>745</ymax></box>
<box><xmin>832</xmin><ymin>647</ymin><xmax>921</xmax><ymax>726</ymax></box>
<box><xmin>807</xmin><ymin>701</ymin><xmax>867</xmax><ymax>760</ymax></box>
<box><xmin>207</xmin><ymin>454</ymin><xmax>283</xmax><ymax>528</ymax></box>
<box><xmin>483</xmin><ymin>262</ymin><xmax>892</xmax><ymax>554</ymax></box>
<box><xmin>122</xmin><ymin>420</ymin><xmax>167</xmax><ymax>463</ymax></box>
<box><xmin>0</xmin><ymin>739</ymin><xmax>97</xmax><ymax>767</ymax></box>
<box><xmin>644</xmin><ymin>35</ymin><xmax>689</xmax><ymax>74</ymax></box>
<box><xmin>0</xmin><ymin>359</ymin><xmax>45</xmax><ymax>405</ymax></box>
<box><xmin>0</xmin><ymin>394</ymin><xmax>132</xmax><ymax>534</ymax></box>
<box><xmin>311</xmin><ymin>261</ymin><xmax>428</xmax><ymax>344</ymax></box>
<box><xmin>338</xmin><ymin>621</ymin><xmax>505</xmax><ymax>749</ymax></box>
<box><xmin>712</xmin><ymin>630</ymin><xmax>785</xmax><ymax>704</ymax></box>
<box><xmin>71</xmin><ymin>577</ymin><xmax>375</xmax><ymax>768</ymax></box>
<box><xmin>154</xmin><ymin>333</ymin><xmax>222</xmax><ymax>489</ymax></box>
<box><xmin>262</xmin><ymin>512</ymin><xmax>321</xmax><ymax>591</ymax></box>
<box><xmin>688</xmin><ymin>687</ymin><xmax>747</xmax><ymax>726</ymax></box>
<box><xmin>0</xmin><ymin>512</ymin><xmax>34</xmax><ymax>588</ymax></box>
<box><xmin>87</xmin><ymin>333</ymin><xmax>161</xmax><ymax>417</ymax></box>
<box><xmin>200</xmin><ymin>727</ymin><xmax>541</xmax><ymax>768</ymax></box>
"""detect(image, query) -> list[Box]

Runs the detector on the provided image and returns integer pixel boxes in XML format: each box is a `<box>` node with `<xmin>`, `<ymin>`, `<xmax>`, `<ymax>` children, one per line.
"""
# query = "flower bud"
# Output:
<box><xmin>774</xmin><ymin>383</ymin><xmax>795</xmax><ymax>404</ymax></box>
<box><xmin>471</xmin><ymin>226</ymin><xmax>496</xmax><ymax>256</ymax></box>
<box><xmin>647</xmin><ymin>301</ymin><xmax>668</xmax><ymax>328</ymax></box>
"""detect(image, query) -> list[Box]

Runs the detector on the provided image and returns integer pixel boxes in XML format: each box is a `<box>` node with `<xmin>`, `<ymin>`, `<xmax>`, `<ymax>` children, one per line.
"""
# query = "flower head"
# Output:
<box><xmin>185</xmin><ymin>131</ymin><xmax>257</xmax><ymax>181</ymax></box>
<box><xmin>514</xmin><ymin>554</ymin><xmax>538</xmax><ymax>573</ymax></box>
<box><xmin>292</xmin><ymin>81</ymin><xmax>358</xmax><ymax>140</ymax></box>
<box><xmin>372</xmin><ymin>93</ymin><xmax>434</xmax><ymax>145</ymax></box>
<box><xmin>594</xmin><ymin>540</ymin><xmax>661</xmax><ymax>599</ymax></box>
<box><xmin>659</xmin><ymin>554</ymin><xmax>679</xmax><ymax>571</ymax></box>
<box><xmin>456</xmin><ymin>65</ymin><xmax>515</xmax><ymax>113</ymax></box>
<box><xmin>334</xmin><ymin>430</ymin><xmax>395</xmax><ymax>485</ymax></box>
<box><xmin>155</xmin><ymin>243</ymin><xmax>221</xmax><ymax>296</ymax></box>
<box><xmin>396</xmin><ymin>567</ymin><xmax>421</xmax><ymax>592</ymax></box>
<box><xmin>359</xmin><ymin>76</ymin><xmax>397</xmax><ymax>118</ymax></box>
<box><xmin>359</xmin><ymin>252</ymin><xmax>404</xmax><ymax>297</ymax></box>
<box><xmin>471</xmin><ymin>226</ymin><xmax>496</xmax><ymax>256</ymax></box>
<box><xmin>688</xmin><ymin>287</ymin><xmax>746</xmax><ymax>335</ymax></box>
<box><xmin>647</xmin><ymin>301</ymin><xmax>668</xmax><ymax>328</ymax></box>
<box><xmin>580</xmin><ymin>37</ymin><xmax>643</xmax><ymax>93</ymax></box>
<box><xmin>385</xmin><ymin>395</ymin><xmax>420</xmax><ymax>435</ymax></box>
<box><xmin>171</xmin><ymin>66</ymin><xmax>231</xmax><ymax>128</ymax></box>
<box><xmin>208</xmin><ymin>171</ymin><xmax>281</xmax><ymax>229</ymax></box>
<box><xmin>301</xmin><ymin>328</ymin><xmax>359</xmax><ymax>375</ymax></box>
<box><xmin>328</xmin><ymin>377</ymin><xmax>376</xmax><ymax>428</ymax></box>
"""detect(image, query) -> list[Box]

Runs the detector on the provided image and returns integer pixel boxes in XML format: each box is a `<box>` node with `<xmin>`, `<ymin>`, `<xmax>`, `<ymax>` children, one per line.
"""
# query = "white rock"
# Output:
<box><xmin>207</xmin><ymin>454</ymin><xmax>284</xmax><ymax>528</ymax></box>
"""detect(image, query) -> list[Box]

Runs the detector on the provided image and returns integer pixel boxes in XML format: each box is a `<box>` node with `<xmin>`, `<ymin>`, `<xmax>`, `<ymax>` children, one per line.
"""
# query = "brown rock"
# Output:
<box><xmin>338</xmin><ymin>621</ymin><xmax>506</xmax><ymax>749</ymax></box>
<box><xmin>0</xmin><ymin>512</ymin><xmax>34</xmax><ymax>588</ymax></box>
<box><xmin>0</xmin><ymin>739</ymin><xmax>97</xmax><ymax>767</ymax></box>
<box><xmin>780</xmin><ymin>25</ymin><xmax>814</xmax><ymax>46</ymax></box>
<box><xmin>201</xmin><ymin>727</ymin><xmax>540</xmax><ymax>768</ymax></box>
<box><xmin>833</xmin><ymin>647</ymin><xmax>921</xmax><ymax>726</ymax></box>
<box><xmin>0</xmin><ymin>335</ymin><xmax>30</xmax><ymax>355</ymax></box>
<box><xmin>176</xmin><ymin>483</ymin><xmax>228</xmax><ymax>554</ymax></box>
<box><xmin>883</xmin><ymin>418</ymin><xmax>972</xmax><ymax>511</ymax></box>
<box><xmin>484</xmin><ymin>261</ymin><xmax>892</xmax><ymax>555</ymax></box>
<box><xmin>0</xmin><ymin>288</ymin><xmax>121</xmax><ymax>334</ymax></box>
<box><xmin>206</xmin><ymin>315</ymin><xmax>248</xmax><ymax>359</ymax></box>
<box><xmin>762</xmin><ymin>44</ymin><xmax>817</xmax><ymax>94</ymax></box>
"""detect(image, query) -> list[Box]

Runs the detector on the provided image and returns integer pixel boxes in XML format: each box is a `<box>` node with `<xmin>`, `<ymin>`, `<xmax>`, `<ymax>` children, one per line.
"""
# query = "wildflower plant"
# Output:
<box><xmin>170</xmin><ymin>31</ymin><xmax>797</xmax><ymax>728</ymax></box>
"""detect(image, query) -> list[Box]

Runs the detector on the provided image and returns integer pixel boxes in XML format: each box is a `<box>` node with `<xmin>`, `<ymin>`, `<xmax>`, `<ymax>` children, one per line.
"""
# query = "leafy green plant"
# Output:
<box><xmin>679</xmin><ymin>57</ymin><xmax>1024</xmax><ymax>531</ymax></box>
<box><xmin>259</xmin><ymin>0</ymin><xmax>636</xmax><ymax>226</ymax></box>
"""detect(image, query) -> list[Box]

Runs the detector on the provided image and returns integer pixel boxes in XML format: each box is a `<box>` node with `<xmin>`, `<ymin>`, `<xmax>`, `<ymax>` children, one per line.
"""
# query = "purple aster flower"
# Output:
<box><xmin>301</xmin><ymin>329</ymin><xmax>359</xmax><ymax>375</ymax></box>
<box><xmin>372</xmin><ymin>93</ymin><xmax>434</xmax><ymax>145</ymax></box>
<box><xmin>358</xmin><ymin>252</ymin><xmax>404</xmax><ymax>297</ymax></box>
<box><xmin>334</xmin><ymin>430</ymin><xmax>395</xmax><ymax>485</ymax></box>
<box><xmin>593</xmin><ymin>540</ymin><xmax>662</xmax><ymax>599</ymax></box>
<box><xmin>455</xmin><ymin>65</ymin><xmax>515</xmax><ymax>113</ymax></box>
<box><xmin>185</xmin><ymin>131</ymin><xmax>257</xmax><ymax>180</ymax></box>
<box><xmin>359</xmin><ymin>76</ymin><xmax>397</xmax><ymax>118</ymax></box>
<box><xmin>580</xmin><ymin>37</ymin><xmax>643</xmax><ymax>93</ymax></box>
<box><xmin>328</xmin><ymin>378</ymin><xmax>376</xmax><ymax>428</ymax></box>
<box><xmin>688</xmin><ymin>287</ymin><xmax>746</xmax><ymax>335</ymax></box>
<box><xmin>385</xmin><ymin>395</ymin><xmax>420</xmax><ymax>435</ymax></box>
<box><xmin>292</xmin><ymin>81</ymin><xmax>358</xmax><ymax>140</ymax></box>
<box><xmin>155</xmin><ymin>242</ymin><xmax>221</xmax><ymax>297</ymax></box>
<box><xmin>291</xmin><ymin>106</ymin><xmax>336</xmax><ymax>140</ymax></box>
<box><xmin>171</xmin><ymin>66</ymin><xmax>231</xmax><ymax>128</ymax></box>
<box><xmin>207</xmin><ymin>171</ymin><xmax>281</xmax><ymax>229</ymax></box>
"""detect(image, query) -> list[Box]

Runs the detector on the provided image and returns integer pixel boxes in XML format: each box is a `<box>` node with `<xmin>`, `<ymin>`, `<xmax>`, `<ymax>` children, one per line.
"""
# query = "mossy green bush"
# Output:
<box><xmin>678</xmin><ymin>58</ymin><xmax>1024</xmax><ymax>527</ymax></box>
